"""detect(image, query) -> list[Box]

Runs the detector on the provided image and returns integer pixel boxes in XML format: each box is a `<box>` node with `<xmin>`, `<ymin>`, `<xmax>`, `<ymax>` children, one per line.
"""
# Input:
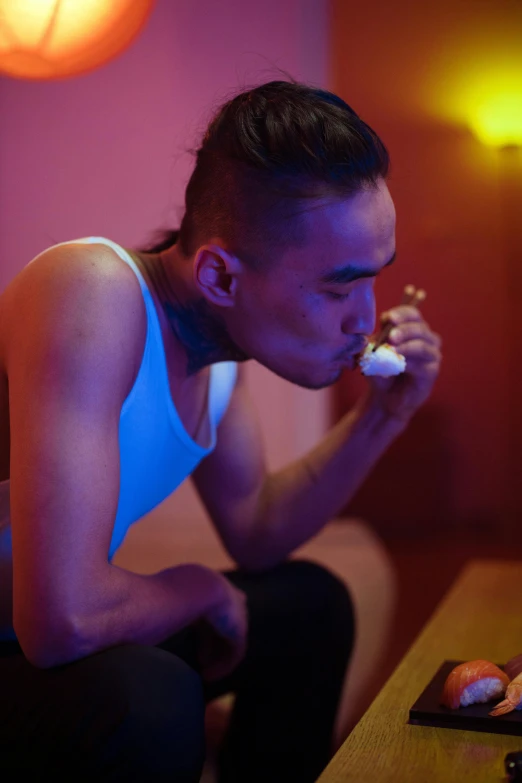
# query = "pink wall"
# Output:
<box><xmin>0</xmin><ymin>0</ymin><xmax>330</xmax><ymax>529</ymax></box>
<box><xmin>0</xmin><ymin>0</ymin><xmax>328</xmax><ymax>287</ymax></box>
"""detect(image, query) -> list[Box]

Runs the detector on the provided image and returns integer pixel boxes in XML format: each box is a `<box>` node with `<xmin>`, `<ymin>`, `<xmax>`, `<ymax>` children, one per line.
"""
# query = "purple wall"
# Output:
<box><xmin>0</xmin><ymin>0</ymin><xmax>330</xmax><ymax>525</ymax></box>
<box><xmin>0</xmin><ymin>0</ymin><xmax>328</xmax><ymax>289</ymax></box>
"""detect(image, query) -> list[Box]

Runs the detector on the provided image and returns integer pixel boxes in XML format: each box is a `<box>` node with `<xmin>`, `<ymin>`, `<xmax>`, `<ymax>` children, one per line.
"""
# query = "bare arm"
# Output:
<box><xmin>8</xmin><ymin>245</ymin><xmax>242</xmax><ymax>669</ymax></box>
<box><xmin>194</xmin><ymin>302</ymin><xmax>441</xmax><ymax>572</ymax></box>
<box><xmin>193</xmin><ymin>368</ymin><xmax>404</xmax><ymax>571</ymax></box>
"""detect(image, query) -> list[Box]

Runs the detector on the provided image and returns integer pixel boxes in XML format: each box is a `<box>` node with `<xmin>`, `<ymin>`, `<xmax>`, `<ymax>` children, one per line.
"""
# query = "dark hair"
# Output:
<box><xmin>140</xmin><ymin>80</ymin><xmax>389</xmax><ymax>263</ymax></box>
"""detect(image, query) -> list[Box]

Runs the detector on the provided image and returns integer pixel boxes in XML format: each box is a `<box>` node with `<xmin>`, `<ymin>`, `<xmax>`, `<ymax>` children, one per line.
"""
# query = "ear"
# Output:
<box><xmin>193</xmin><ymin>244</ymin><xmax>242</xmax><ymax>307</ymax></box>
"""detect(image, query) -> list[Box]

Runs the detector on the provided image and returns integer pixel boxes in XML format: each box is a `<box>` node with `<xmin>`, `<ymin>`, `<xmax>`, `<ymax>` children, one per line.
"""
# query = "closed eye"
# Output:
<box><xmin>327</xmin><ymin>291</ymin><xmax>351</xmax><ymax>301</ymax></box>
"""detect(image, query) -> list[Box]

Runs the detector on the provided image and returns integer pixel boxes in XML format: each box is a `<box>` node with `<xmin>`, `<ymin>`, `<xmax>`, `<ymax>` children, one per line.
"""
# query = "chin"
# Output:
<box><xmin>250</xmin><ymin>350</ymin><xmax>348</xmax><ymax>390</ymax></box>
<box><xmin>312</xmin><ymin>369</ymin><xmax>345</xmax><ymax>389</ymax></box>
<box><xmin>280</xmin><ymin>366</ymin><xmax>345</xmax><ymax>391</ymax></box>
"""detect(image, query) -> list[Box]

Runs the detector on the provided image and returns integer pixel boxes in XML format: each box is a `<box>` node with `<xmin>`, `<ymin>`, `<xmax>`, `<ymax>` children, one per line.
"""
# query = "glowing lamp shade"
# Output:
<box><xmin>0</xmin><ymin>0</ymin><xmax>156</xmax><ymax>80</ymax></box>
<box><xmin>471</xmin><ymin>91</ymin><xmax>522</xmax><ymax>148</ymax></box>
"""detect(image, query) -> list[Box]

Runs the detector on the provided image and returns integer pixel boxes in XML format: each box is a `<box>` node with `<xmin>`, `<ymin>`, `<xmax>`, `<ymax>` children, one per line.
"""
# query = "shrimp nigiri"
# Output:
<box><xmin>441</xmin><ymin>660</ymin><xmax>509</xmax><ymax>709</ymax></box>
<box><xmin>489</xmin><ymin>672</ymin><xmax>522</xmax><ymax>717</ymax></box>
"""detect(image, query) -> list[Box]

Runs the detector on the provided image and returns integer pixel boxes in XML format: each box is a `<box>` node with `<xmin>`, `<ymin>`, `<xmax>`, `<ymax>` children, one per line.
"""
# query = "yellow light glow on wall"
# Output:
<box><xmin>425</xmin><ymin>25</ymin><xmax>522</xmax><ymax>149</ymax></box>
<box><xmin>0</xmin><ymin>0</ymin><xmax>156</xmax><ymax>80</ymax></box>
<box><xmin>471</xmin><ymin>91</ymin><xmax>522</xmax><ymax>148</ymax></box>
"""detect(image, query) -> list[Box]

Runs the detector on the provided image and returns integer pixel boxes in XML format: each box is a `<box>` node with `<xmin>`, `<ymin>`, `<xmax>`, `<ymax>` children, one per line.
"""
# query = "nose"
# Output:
<box><xmin>341</xmin><ymin>282</ymin><xmax>376</xmax><ymax>336</ymax></box>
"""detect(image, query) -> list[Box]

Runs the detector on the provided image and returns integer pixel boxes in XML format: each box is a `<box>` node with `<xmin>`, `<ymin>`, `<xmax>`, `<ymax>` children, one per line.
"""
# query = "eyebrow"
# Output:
<box><xmin>320</xmin><ymin>250</ymin><xmax>397</xmax><ymax>285</ymax></box>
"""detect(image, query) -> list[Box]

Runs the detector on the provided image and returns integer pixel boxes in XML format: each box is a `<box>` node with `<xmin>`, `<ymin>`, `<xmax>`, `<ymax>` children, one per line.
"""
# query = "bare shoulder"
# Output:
<box><xmin>1</xmin><ymin>242</ymin><xmax>147</xmax><ymax>395</ymax></box>
<box><xmin>1</xmin><ymin>240</ymin><xmax>144</xmax><ymax>328</ymax></box>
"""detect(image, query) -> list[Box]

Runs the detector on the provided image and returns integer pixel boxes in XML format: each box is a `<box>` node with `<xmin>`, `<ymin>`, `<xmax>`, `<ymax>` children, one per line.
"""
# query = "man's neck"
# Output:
<box><xmin>137</xmin><ymin>247</ymin><xmax>248</xmax><ymax>375</ymax></box>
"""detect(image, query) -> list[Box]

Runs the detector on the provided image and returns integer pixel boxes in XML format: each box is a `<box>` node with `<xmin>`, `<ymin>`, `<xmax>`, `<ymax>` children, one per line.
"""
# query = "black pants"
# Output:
<box><xmin>0</xmin><ymin>560</ymin><xmax>355</xmax><ymax>783</ymax></box>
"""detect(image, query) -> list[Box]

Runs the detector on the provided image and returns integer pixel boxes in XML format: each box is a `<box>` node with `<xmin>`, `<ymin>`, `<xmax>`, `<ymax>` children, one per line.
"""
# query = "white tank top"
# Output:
<box><xmin>0</xmin><ymin>237</ymin><xmax>237</xmax><ymax>638</ymax></box>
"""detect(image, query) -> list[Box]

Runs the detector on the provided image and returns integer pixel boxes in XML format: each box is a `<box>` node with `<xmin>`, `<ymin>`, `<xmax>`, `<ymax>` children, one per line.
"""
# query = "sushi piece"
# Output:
<box><xmin>504</xmin><ymin>654</ymin><xmax>522</xmax><ymax>682</ymax></box>
<box><xmin>490</xmin><ymin>672</ymin><xmax>522</xmax><ymax>717</ymax></box>
<box><xmin>359</xmin><ymin>343</ymin><xmax>406</xmax><ymax>378</ymax></box>
<box><xmin>441</xmin><ymin>660</ymin><xmax>509</xmax><ymax>709</ymax></box>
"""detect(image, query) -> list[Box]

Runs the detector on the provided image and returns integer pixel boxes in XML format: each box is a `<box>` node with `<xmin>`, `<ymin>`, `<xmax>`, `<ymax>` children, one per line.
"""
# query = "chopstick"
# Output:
<box><xmin>372</xmin><ymin>285</ymin><xmax>426</xmax><ymax>351</ymax></box>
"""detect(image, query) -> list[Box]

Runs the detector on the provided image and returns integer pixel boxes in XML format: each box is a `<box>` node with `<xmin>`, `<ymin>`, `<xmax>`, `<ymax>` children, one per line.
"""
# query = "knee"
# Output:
<box><xmin>78</xmin><ymin>644</ymin><xmax>205</xmax><ymax>781</ymax></box>
<box><xmin>271</xmin><ymin>559</ymin><xmax>355</xmax><ymax>645</ymax></box>
<box><xmin>283</xmin><ymin>559</ymin><xmax>354</xmax><ymax>612</ymax></box>
<box><xmin>294</xmin><ymin>520</ymin><xmax>398</xmax><ymax>634</ymax></box>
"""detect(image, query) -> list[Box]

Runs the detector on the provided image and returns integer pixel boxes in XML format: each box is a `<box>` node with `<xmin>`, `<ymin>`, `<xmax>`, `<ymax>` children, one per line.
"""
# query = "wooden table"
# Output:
<box><xmin>317</xmin><ymin>559</ymin><xmax>522</xmax><ymax>783</ymax></box>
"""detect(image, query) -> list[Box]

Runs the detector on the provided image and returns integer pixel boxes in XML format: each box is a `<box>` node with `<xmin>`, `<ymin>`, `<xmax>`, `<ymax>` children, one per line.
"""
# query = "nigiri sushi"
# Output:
<box><xmin>504</xmin><ymin>653</ymin><xmax>522</xmax><ymax>682</ymax></box>
<box><xmin>490</xmin><ymin>672</ymin><xmax>522</xmax><ymax>717</ymax></box>
<box><xmin>441</xmin><ymin>660</ymin><xmax>509</xmax><ymax>709</ymax></box>
<box><xmin>359</xmin><ymin>343</ymin><xmax>406</xmax><ymax>378</ymax></box>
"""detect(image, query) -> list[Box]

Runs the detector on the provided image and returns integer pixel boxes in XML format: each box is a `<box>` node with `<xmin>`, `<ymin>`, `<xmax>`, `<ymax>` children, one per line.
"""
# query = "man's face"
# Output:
<box><xmin>226</xmin><ymin>178</ymin><xmax>396</xmax><ymax>389</ymax></box>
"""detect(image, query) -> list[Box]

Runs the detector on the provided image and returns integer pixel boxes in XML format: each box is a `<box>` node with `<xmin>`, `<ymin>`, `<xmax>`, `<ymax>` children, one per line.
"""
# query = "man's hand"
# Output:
<box><xmin>366</xmin><ymin>294</ymin><xmax>442</xmax><ymax>423</ymax></box>
<box><xmin>195</xmin><ymin>575</ymin><xmax>248</xmax><ymax>682</ymax></box>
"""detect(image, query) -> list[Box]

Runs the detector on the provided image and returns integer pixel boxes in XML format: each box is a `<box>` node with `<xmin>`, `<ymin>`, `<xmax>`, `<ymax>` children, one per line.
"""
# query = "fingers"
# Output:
<box><xmin>198</xmin><ymin>623</ymin><xmax>247</xmax><ymax>682</ymax></box>
<box><xmin>379</xmin><ymin>283</ymin><xmax>441</xmax><ymax>355</ymax></box>
<box><xmin>199</xmin><ymin>582</ymin><xmax>248</xmax><ymax>682</ymax></box>
<box><xmin>383</xmin><ymin>284</ymin><xmax>427</xmax><ymax>326</ymax></box>
<box><xmin>381</xmin><ymin>305</ymin><xmax>425</xmax><ymax>325</ymax></box>
<box><xmin>388</xmin><ymin>321</ymin><xmax>442</xmax><ymax>349</ymax></box>
<box><xmin>397</xmin><ymin>339</ymin><xmax>442</xmax><ymax>364</ymax></box>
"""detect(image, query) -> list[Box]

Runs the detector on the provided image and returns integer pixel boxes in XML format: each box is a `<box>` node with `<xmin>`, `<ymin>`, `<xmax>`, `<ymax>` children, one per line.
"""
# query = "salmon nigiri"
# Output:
<box><xmin>489</xmin><ymin>672</ymin><xmax>522</xmax><ymax>717</ymax></box>
<box><xmin>441</xmin><ymin>660</ymin><xmax>509</xmax><ymax>709</ymax></box>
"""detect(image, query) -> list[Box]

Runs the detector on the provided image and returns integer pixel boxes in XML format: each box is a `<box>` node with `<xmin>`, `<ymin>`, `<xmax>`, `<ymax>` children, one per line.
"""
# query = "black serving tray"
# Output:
<box><xmin>409</xmin><ymin>660</ymin><xmax>522</xmax><ymax>736</ymax></box>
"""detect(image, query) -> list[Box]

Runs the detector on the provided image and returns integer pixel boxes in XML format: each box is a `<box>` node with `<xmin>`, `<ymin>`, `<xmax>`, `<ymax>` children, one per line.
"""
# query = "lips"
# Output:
<box><xmin>333</xmin><ymin>339</ymin><xmax>368</xmax><ymax>367</ymax></box>
<box><xmin>347</xmin><ymin>339</ymin><xmax>368</xmax><ymax>361</ymax></box>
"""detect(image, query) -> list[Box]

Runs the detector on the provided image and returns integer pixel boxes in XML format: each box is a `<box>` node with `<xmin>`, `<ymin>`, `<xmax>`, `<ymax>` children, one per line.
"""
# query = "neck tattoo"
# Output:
<box><xmin>164</xmin><ymin>299</ymin><xmax>249</xmax><ymax>375</ymax></box>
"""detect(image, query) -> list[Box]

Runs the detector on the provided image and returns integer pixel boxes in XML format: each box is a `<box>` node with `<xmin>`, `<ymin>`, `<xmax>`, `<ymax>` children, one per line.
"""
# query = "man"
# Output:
<box><xmin>0</xmin><ymin>80</ymin><xmax>441</xmax><ymax>782</ymax></box>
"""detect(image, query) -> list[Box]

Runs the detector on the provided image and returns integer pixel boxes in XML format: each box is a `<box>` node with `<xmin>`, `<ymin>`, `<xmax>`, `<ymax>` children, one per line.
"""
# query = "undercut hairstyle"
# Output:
<box><xmin>141</xmin><ymin>79</ymin><xmax>389</xmax><ymax>265</ymax></box>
